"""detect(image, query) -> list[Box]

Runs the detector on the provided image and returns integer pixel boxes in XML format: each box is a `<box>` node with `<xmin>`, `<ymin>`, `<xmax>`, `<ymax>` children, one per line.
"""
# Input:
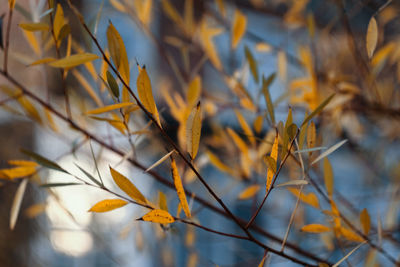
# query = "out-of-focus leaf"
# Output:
<box><xmin>19</xmin><ymin>22</ymin><xmax>49</xmax><ymax>31</ymax></box>
<box><xmin>366</xmin><ymin>17</ymin><xmax>378</xmax><ymax>59</ymax></box>
<box><xmin>186</xmin><ymin>102</ymin><xmax>202</xmax><ymax>160</ymax></box>
<box><xmin>287</xmin><ymin>187</ymin><xmax>319</xmax><ymax>209</ymax></box>
<box><xmin>10</xmin><ymin>179</ymin><xmax>28</xmax><ymax>230</ymax></box>
<box><xmin>0</xmin><ymin>166</ymin><xmax>36</xmax><ymax>180</ymax></box>
<box><xmin>277</xmin><ymin>50</ymin><xmax>287</xmax><ymax>81</ymax></box>
<box><xmin>301</xmin><ymin>94</ymin><xmax>335</xmax><ymax>126</ymax></box>
<box><xmin>238</xmin><ymin>185</ymin><xmax>260</xmax><ymax>200</ymax></box>
<box><xmin>158</xmin><ymin>191</ymin><xmax>168</xmax><ymax>211</ymax></box>
<box><xmin>307</xmin><ymin>121</ymin><xmax>316</xmax><ymax>149</ymax></box>
<box><xmin>360</xmin><ymin>208</ymin><xmax>371</xmax><ymax>235</ymax></box>
<box><xmin>245</xmin><ymin>46</ymin><xmax>258</xmax><ymax>83</ymax></box>
<box><xmin>323</xmin><ymin>158</ymin><xmax>334</xmax><ymax>197</ymax></box>
<box><xmin>231</xmin><ymin>9</ymin><xmax>247</xmax><ymax>49</ymax></box>
<box><xmin>48</xmin><ymin>53</ymin><xmax>99</xmax><ymax>68</ymax></box>
<box><xmin>9</xmin><ymin>0</ymin><xmax>16</xmax><ymax>9</ymax></box>
<box><xmin>266</xmin><ymin>134</ymin><xmax>279</xmax><ymax>191</ymax></box>
<box><xmin>110</xmin><ymin>167</ymin><xmax>147</xmax><ymax>204</ymax></box>
<box><xmin>40</xmin><ymin>182</ymin><xmax>83</xmax><ymax>187</ymax></box>
<box><xmin>311</xmin><ymin>139</ymin><xmax>347</xmax><ymax>165</ymax></box>
<box><xmin>301</xmin><ymin>224</ymin><xmax>330</xmax><ymax>233</ymax></box>
<box><xmin>137</xmin><ymin>66</ymin><xmax>161</xmax><ymax>126</ymax></box>
<box><xmin>171</xmin><ymin>157</ymin><xmax>191</xmax><ymax>218</ymax></box>
<box><xmin>88</xmin><ymin>199</ymin><xmax>128</xmax><ymax>212</ymax></box>
<box><xmin>85</xmin><ymin>103</ymin><xmax>134</xmax><ymax>115</ymax></box>
<box><xmin>74</xmin><ymin>163</ymin><xmax>103</xmax><ymax>187</ymax></box>
<box><xmin>207</xmin><ymin>151</ymin><xmax>233</xmax><ymax>175</ymax></box>
<box><xmin>275</xmin><ymin>180</ymin><xmax>308</xmax><ymax>188</ymax></box>
<box><xmin>29</xmin><ymin>57</ymin><xmax>57</xmax><ymax>66</ymax></box>
<box><xmin>339</xmin><ymin>226</ymin><xmax>364</xmax><ymax>242</ymax></box>
<box><xmin>262</xmin><ymin>74</ymin><xmax>276</xmax><ymax>124</ymax></box>
<box><xmin>21</xmin><ymin>149</ymin><xmax>68</xmax><ymax>173</ymax></box>
<box><xmin>187</xmin><ymin>76</ymin><xmax>201</xmax><ymax>108</ymax></box>
<box><xmin>138</xmin><ymin>209</ymin><xmax>175</xmax><ymax>224</ymax></box>
<box><xmin>253</xmin><ymin>115</ymin><xmax>263</xmax><ymax>134</ymax></box>
<box><xmin>235</xmin><ymin>109</ymin><xmax>255</xmax><ymax>145</ymax></box>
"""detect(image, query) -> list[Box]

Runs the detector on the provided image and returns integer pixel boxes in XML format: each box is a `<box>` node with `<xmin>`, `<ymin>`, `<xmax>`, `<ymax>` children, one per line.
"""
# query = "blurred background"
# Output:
<box><xmin>0</xmin><ymin>0</ymin><xmax>399</xmax><ymax>266</ymax></box>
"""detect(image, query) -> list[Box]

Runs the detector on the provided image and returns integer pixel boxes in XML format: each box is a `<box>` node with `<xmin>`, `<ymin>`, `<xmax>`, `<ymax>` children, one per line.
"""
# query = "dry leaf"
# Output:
<box><xmin>186</xmin><ymin>102</ymin><xmax>202</xmax><ymax>159</ymax></box>
<box><xmin>88</xmin><ymin>199</ymin><xmax>128</xmax><ymax>212</ymax></box>
<box><xmin>171</xmin><ymin>158</ymin><xmax>191</xmax><ymax>218</ymax></box>
<box><xmin>139</xmin><ymin>209</ymin><xmax>175</xmax><ymax>224</ymax></box>
<box><xmin>232</xmin><ymin>9</ymin><xmax>247</xmax><ymax>49</ymax></box>
<box><xmin>110</xmin><ymin>167</ymin><xmax>147</xmax><ymax>204</ymax></box>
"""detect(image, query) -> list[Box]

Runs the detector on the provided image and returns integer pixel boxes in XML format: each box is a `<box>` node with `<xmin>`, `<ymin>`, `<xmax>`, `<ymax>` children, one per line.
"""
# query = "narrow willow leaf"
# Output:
<box><xmin>187</xmin><ymin>76</ymin><xmax>201</xmax><ymax>107</ymax></box>
<box><xmin>266</xmin><ymin>134</ymin><xmax>279</xmax><ymax>191</ymax></box>
<box><xmin>231</xmin><ymin>9</ymin><xmax>247</xmax><ymax>49</ymax></box>
<box><xmin>88</xmin><ymin>199</ymin><xmax>128</xmax><ymax>212</ymax></box>
<box><xmin>48</xmin><ymin>53</ymin><xmax>99</xmax><ymax>68</ymax></box>
<box><xmin>245</xmin><ymin>46</ymin><xmax>258</xmax><ymax>83</ymax></box>
<box><xmin>74</xmin><ymin>163</ymin><xmax>102</xmax><ymax>187</ymax></box>
<box><xmin>298</xmin><ymin>111</ymin><xmax>308</xmax><ymax>149</ymax></box>
<box><xmin>0</xmin><ymin>166</ymin><xmax>36</xmax><ymax>179</ymax></box>
<box><xmin>107</xmin><ymin>22</ymin><xmax>130</xmax><ymax>86</ymax></box>
<box><xmin>139</xmin><ymin>209</ymin><xmax>175</xmax><ymax>224</ymax></box>
<box><xmin>366</xmin><ymin>17</ymin><xmax>378</xmax><ymax>59</ymax></box>
<box><xmin>10</xmin><ymin>179</ymin><xmax>28</xmax><ymax>230</ymax></box>
<box><xmin>332</xmin><ymin>241</ymin><xmax>366</xmax><ymax>267</ymax></box>
<box><xmin>53</xmin><ymin>4</ymin><xmax>65</xmax><ymax>38</ymax></box>
<box><xmin>158</xmin><ymin>191</ymin><xmax>168</xmax><ymax>211</ymax></box>
<box><xmin>19</xmin><ymin>22</ymin><xmax>49</xmax><ymax>31</ymax></box>
<box><xmin>339</xmin><ymin>226</ymin><xmax>364</xmax><ymax>242</ymax></box>
<box><xmin>307</xmin><ymin>121</ymin><xmax>316</xmax><ymax>149</ymax></box>
<box><xmin>238</xmin><ymin>185</ymin><xmax>261</xmax><ymax>200</ymax></box>
<box><xmin>301</xmin><ymin>94</ymin><xmax>335</xmax><ymax>126</ymax></box>
<box><xmin>86</xmin><ymin>103</ymin><xmax>134</xmax><ymax>115</ymax></box>
<box><xmin>323</xmin><ymin>158</ymin><xmax>334</xmax><ymax>197</ymax></box>
<box><xmin>263</xmin><ymin>155</ymin><xmax>277</xmax><ymax>174</ymax></box>
<box><xmin>282</xmin><ymin>109</ymin><xmax>293</xmax><ymax>158</ymax></box>
<box><xmin>301</xmin><ymin>224</ymin><xmax>330</xmax><ymax>233</ymax></box>
<box><xmin>258</xmin><ymin>254</ymin><xmax>267</xmax><ymax>267</ymax></box>
<box><xmin>226</xmin><ymin>127</ymin><xmax>248</xmax><ymax>155</ymax></box>
<box><xmin>207</xmin><ymin>151</ymin><xmax>233</xmax><ymax>175</ymax></box>
<box><xmin>171</xmin><ymin>158</ymin><xmax>191</xmax><ymax>218</ymax></box>
<box><xmin>287</xmin><ymin>188</ymin><xmax>320</xmax><ymax>209</ymax></box>
<box><xmin>311</xmin><ymin>139</ymin><xmax>348</xmax><ymax>165</ymax></box>
<box><xmin>286</xmin><ymin>123</ymin><xmax>298</xmax><ymax>141</ymax></box>
<box><xmin>161</xmin><ymin>0</ymin><xmax>183</xmax><ymax>25</ymax></box>
<box><xmin>145</xmin><ymin>150</ymin><xmax>175</xmax><ymax>172</ymax></box>
<box><xmin>110</xmin><ymin>167</ymin><xmax>147</xmax><ymax>204</ymax></box>
<box><xmin>277</xmin><ymin>50</ymin><xmax>287</xmax><ymax>81</ymax></box>
<box><xmin>29</xmin><ymin>57</ymin><xmax>57</xmax><ymax>66</ymax></box>
<box><xmin>106</xmin><ymin>70</ymin><xmax>119</xmax><ymax>98</ymax></box>
<box><xmin>40</xmin><ymin>182</ymin><xmax>83</xmax><ymax>187</ymax></box>
<box><xmin>360</xmin><ymin>208</ymin><xmax>371</xmax><ymax>235</ymax></box>
<box><xmin>235</xmin><ymin>109</ymin><xmax>255</xmax><ymax>145</ymax></box>
<box><xmin>186</xmin><ymin>102</ymin><xmax>202</xmax><ymax>160</ymax></box>
<box><xmin>262</xmin><ymin>74</ymin><xmax>276</xmax><ymax>124</ymax></box>
<box><xmin>8</xmin><ymin>160</ymin><xmax>37</xmax><ymax>167</ymax></box>
<box><xmin>21</xmin><ymin>149</ymin><xmax>68</xmax><ymax>173</ymax></box>
<box><xmin>253</xmin><ymin>115</ymin><xmax>263</xmax><ymax>134</ymax></box>
<box><xmin>295</xmin><ymin>147</ymin><xmax>327</xmax><ymax>154</ymax></box>
<box><xmin>275</xmin><ymin>180</ymin><xmax>308</xmax><ymax>188</ymax></box>
<box><xmin>137</xmin><ymin>66</ymin><xmax>161</xmax><ymax>126</ymax></box>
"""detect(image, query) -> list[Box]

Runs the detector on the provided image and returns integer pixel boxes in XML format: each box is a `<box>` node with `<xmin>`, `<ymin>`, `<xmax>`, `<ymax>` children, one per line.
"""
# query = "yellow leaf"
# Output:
<box><xmin>301</xmin><ymin>224</ymin><xmax>330</xmax><ymax>233</ymax></box>
<box><xmin>226</xmin><ymin>127</ymin><xmax>248</xmax><ymax>155</ymax></box>
<box><xmin>184</xmin><ymin>0</ymin><xmax>194</xmax><ymax>33</ymax></box>
<box><xmin>255</xmin><ymin>42</ymin><xmax>272</xmax><ymax>53</ymax></box>
<box><xmin>158</xmin><ymin>191</ymin><xmax>168</xmax><ymax>211</ymax></box>
<box><xmin>187</xmin><ymin>76</ymin><xmax>202</xmax><ymax>107</ymax></box>
<box><xmin>8</xmin><ymin>160</ymin><xmax>38</xmax><ymax>167</ymax></box>
<box><xmin>199</xmin><ymin>19</ymin><xmax>223</xmax><ymax>70</ymax></box>
<box><xmin>360</xmin><ymin>208</ymin><xmax>371</xmax><ymax>235</ymax></box>
<box><xmin>162</xmin><ymin>0</ymin><xmax>184</xmax><ymax>25</ymax></box>
<box><xmin>9</xmin><ymin>0</ymin><xmax>16</xmax><ymax>9</ymax></box>
<box><xmin>207</xmin><ymin>151</ymin><xmax>233</xmax><ymax>175</ymax></box>
<box><xmin>110</xmin><ymin>167</ymin><xmax>147</xmax><ymax>204</ymax></box>
<box><xmin>48</xmin><ymin>53</ymin><xmax>99</xmax><ymax>68</ymax></box>
<box><xmin>171</xmin><ymin>158</ymin><xmax>191</xmax><ymax>218</ymax></box>
<box><xmin>22</xmin><ymin>30</ymin><xmax>41</xmax><ymax>55</ymax></box>
<box><xmin>323</xmin><ymin>158</ymin><xmax>333</xmax><ymax>198</ymax></box>
<box><xmin>366</xmin><ymin>17</ymin><xmax>378</xmax><ymax>59</ymax></box>
<box><xmin>238</xmin><ymin>185</ymin><xmax>261</xmax><ymax>200</ymax></box>
<box><xmin>88</xmin><ymin>199</ymin><xmax>128</xmax><ymax>212</ymax></box>
<box><xmin>307</xmin><ymin>121</ymin><xmax>316</xmax><ymax>149</ymax></box>
<box><xmin>24</xmin><ymin>203</ymin><xmax>46</xmax><ymax>218</ymax></box>
<box><xmin>72</xmin><ymin>70</ymin><xmax>104</xmax><ymax>107</ymax></box>
<box><xmin>140</xmin><ymin>209</ymin><xmax>175</xmax><ymax>224</ymax></box>
<box><xmin>277</xmin><ymin>50</ymin><xmax>287</xmax><ymax>81</ymax></box>
<box><xmin>18</xmin><ymin>95</ymin><xmax>42</xmax><ymax>124</ymax></box>
<box><xmin>19</xmin><ymin>22</ymin><xmax>49</xmax><ymax>32</ymax></box>
<box><xmin>215</xmin><ymin>0</ymin><xmax>225</xmax><ymax>17</ymax></box>
<box><xmin>235</xmin><ymin>109</ymin><xmax>255</xmax><ymax>146</ymax></box>
<box><xmin>29</xmin><ymin>57</ymin><xmax>57</xmax><ymax>66</ymax></box>
<box><xmin>339</xmin><ymin>226</ymin><xmax>364</xmax><ymax>242</ymax></box>
<box><xmin>186</xmin><ymin>103</ymin><xmax>202</xmax><ymax>159</ymax></box>
<box><xmin>107</xmin><ymin>22</ymin><xmax>130</xmax><ymax>90</ymax></box>
<box><xmin>266</xmin><ymin>134</ymin><xmax>279</xmax><ymax>191</ymax></box>
<box><xmin>231</xmin><ymin>9</ymin><xmax>247</xmax><ymax>49</ymax></box>
<box><xmin>287</xmin><ymin>188</ymin><xmax>320</xmax><ymax>209</ymax></box>
<box><xmin>86</xmin><ymin>103</ymin><xmax>135</xmax><ymax>115</ymax></box>
<box><xmin>44</xmin><ymin>107</ymin><xmax>59</xmax><ymax>132</ymax></box>
<box><xmin>10</xmin><ymin>179</ymin><xmax>28</xmax><ymax>230</ymax></box>
<box><xmin>134</xmin><ymin>0</ymin><xmax>153</xmax><ymax>26</ymax></box>
<box><xmin>137</xmin><ymin>66</ymin><xmax>161</xmax><ymax>126</ymax></box>
<box><xmin>53</xmin><ymin>4</ymin><xmax>65</xmax><ymax>39</ymax></box>
<box><xmin>0</xmin><ymin>166</ymin><xmax>36</xmax><ymax>180</ymax></box>
<box><xmin>110</xmin><ymin>0</ymin><xmax>127</xmax><ymax>12</ymax></box>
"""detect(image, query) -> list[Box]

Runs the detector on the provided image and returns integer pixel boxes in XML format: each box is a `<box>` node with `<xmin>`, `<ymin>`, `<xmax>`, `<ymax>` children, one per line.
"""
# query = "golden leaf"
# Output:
<box><xmin>277</xmin><ymin>50</ymin><xmax>287</xmax><ymax>81</ymax></box>
<box><xmin>48</xmin><ymin>53</ymin><xmax>99</xmax><ymax>68</ymax></box>
<box><xmin>86</xmin><ymin>103</ymin><xmax>135</xmax><ymax>115</ymax></box>
<box><xmin>360</xmin><ymin>208</ymin><xmax>371</xmax><ymax>235</ymax></box>
<box><xmin>158</xmin><ymin>191</ymin><xmax>168</xmax><ymax>211</ymax></box>
<box><xmin>110</xmin><ymin>167</ymin><xmax>147</xmax><ymax>204</ymax></box>
<box><xmin>9</xmin><ymin>0</ymin><xmax>16</xmax><ymax>9</ymax></box>
<box><xmin>301</xmin><ymin>224</ymin><xmax>330</xmax><ymax>233</ymax></box>
<box><xmin>29</xmin><ymin>57</ymin><xmax>57</xmax><ymax>66</ymax></box>
<box><xmin>253</xmin><ymin>115</ymin><xmax>263</xmax><ymax>134</ymax></box>
<box><xmin>171</xmin><ymin>158</ymin><xmax>191</xmax><ymax>218</ymax></box>
<box><xmin>235</xmin><ymin>109</ymin><xmax>255</xmax><ymax>146</ymax></box>
<box><xmin>8</xmin><ymin>160</ymin><xmax>38</xmax><ymax>167</ymax></box>
<box><xmin>19</xmin><ymin>22</ymin><xmax>49</xmax><ymax>32</ymax></box>
<box><xmin>339</xmin><ymin>226</ymin><xmax>364</xmax><ymax>242</ymax></box>
<box><xmin>366</xmin><ymin>17</ymin><xmax>378</xmax><ymax>59</ymax></box>
<box><xmin>137</xmin><ymin>66</ymin><xmax>161</xmax><ymax>126</ymax></box>
<box><xmin>88</xmin><ymin>199</ymin><xmax>128</xmax><ymax>212</ymax></box>
<box><xmin>53</xmin><ymin>4</ymin><xmax>65</xmax><ymax>39</ymax></box>
<box><xmin>238</xmin><ymin>185</ymin><xmax>261</xmax><ymax>200</ymax></box>
<box><xmin>287</xmin><ymin>188</ymin><xmax>320</xmax><ymax>209</ymax></box>
<box><xmin>255</xmin><ymin>42</ymin><xmax>272</xmax><ymax>53</ymax></box>
<box><xmin>266</xmin><ymin>134</ymin><xmax>279</xmax><ymax>191</ymax></box>
<box><xmin>226</xmin><ymin>127</ymin><xmax>248</xmax><ymax>155</ymax></box>
<box><xmin>207</xmin><ymin>151</ymin><xmax>233</xmax><ymax>175</ymax></box>
<box><xmin>187</xmin><ymin>76</ymin><xmax>202</xmax><ymax>108</ymax></box>
<box><xmin>186</xmin><ymin>102</ymin><xmax>202</xmax><ymax>159</ymax></box>
<box><xmin>199</xmin><ymin>19</ymin><xmax>224</xmax><ymax>70</ymax></box>
<box><xmin>140</xmin><ymin>209</ymin><xmax>175</xmax><ymax>224</ymax></box>
<box><xmin>231</xmin><ymin>9</ymin><xmax>247</xmax><ymax>49</ymax></box>
<box><xmin>323</xmin><ymin>158</ymin><xmax>333</xmax><ymax>198</ymax></box>
<box><xmin>0</xmin><ymin>166</ymin><xmax>36</xmax><ymax>180</ymax></box>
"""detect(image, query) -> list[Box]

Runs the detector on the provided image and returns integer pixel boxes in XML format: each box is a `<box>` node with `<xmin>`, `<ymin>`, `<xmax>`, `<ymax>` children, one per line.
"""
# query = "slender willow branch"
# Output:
<box><xmin>3</xmin><ymin>4</ymin><xmax>14</xmax><ymax>74</ymax></box>
<box><xmin>246</xmin><ymin>130</ymin><xmax>299</xmax><ymax>229</ymax></box>
<box><xmin>0</xmin><ymin>69</ymin><xmax>326</xmax><ymax>266</ymax></box>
